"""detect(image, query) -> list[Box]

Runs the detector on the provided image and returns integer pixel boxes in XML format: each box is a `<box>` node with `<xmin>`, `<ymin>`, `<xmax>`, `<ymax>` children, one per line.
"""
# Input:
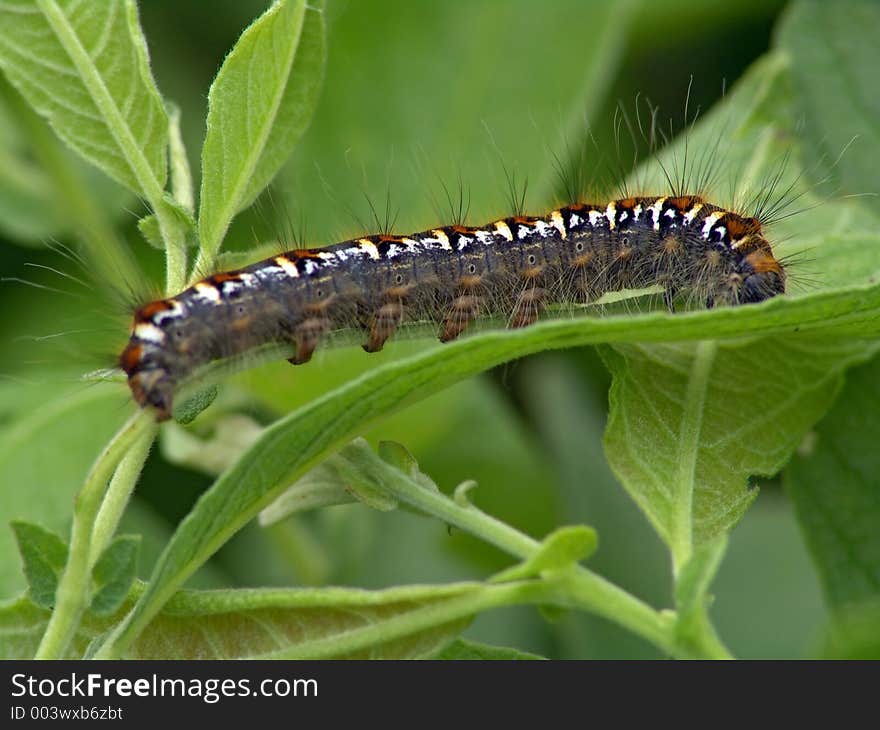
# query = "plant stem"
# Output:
<box><xmin>349</xmin><ymin>447</ymin><xmax>678</xmax><ymax>656</ymax></box>
<box><xmin>89</xmin><ymin>427</ymin><xmax>156</xmax><ymax>566</ymax></box>
<box><xmin>35</xmin><ymin>410</ymin><xmax>157</xmax><ymax>659</ymax></box>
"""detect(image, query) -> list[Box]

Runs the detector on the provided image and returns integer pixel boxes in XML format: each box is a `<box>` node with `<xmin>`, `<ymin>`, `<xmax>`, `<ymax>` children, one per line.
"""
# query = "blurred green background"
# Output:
<box><xmin>1</xmin><ymin>0</ymin><xmax>828</xmax><ymax>658</ymax></box>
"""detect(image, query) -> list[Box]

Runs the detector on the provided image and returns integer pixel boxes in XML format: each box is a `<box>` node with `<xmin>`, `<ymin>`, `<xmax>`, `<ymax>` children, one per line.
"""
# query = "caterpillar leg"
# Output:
<box><xmin>363</xmin><ymin>301</ymin><xmax>404</xmax><ymax>353</ymax></box>
<box><xmin>288</xmin><ymin>317</ymin><xmax>330</xmax><ymax>365</ymax></box>
<box><xmin>509</xmin><ymin>287</ymin><xmax>545</xmax><ymax>329</ymax></box>
<box><xmin>439</xmin><ymin>294</ymin><xmax>479</xmax><ymax>342</ymax></box>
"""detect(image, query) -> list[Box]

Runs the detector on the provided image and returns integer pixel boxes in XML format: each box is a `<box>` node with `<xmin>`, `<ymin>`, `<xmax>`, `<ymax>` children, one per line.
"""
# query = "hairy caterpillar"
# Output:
<box><xmin>120</xmin><ymin>194</ymin><xmax>785</xmax><ymax>420</ymax></box>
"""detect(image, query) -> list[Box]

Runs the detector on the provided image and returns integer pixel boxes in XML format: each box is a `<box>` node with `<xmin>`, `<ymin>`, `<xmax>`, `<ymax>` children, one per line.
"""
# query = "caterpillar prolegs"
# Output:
<box><xmin>120</xmin><ymin>194</ymin><xmax>785</xmax><ymax>420</ymax></box>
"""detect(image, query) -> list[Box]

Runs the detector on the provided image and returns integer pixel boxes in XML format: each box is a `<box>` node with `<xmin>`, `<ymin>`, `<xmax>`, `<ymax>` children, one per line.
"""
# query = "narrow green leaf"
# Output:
<box><xmin>136</xmin><ymin>213</ymin><xmax>164</xmax><ymax>250</ymax></box>
<box><xmin>198</xmin><ymin>0</ymin><xmax>326</xmax><ymax>261</ymax></box>
<box><xmin>1</xmin><ymin>582</ymin><xmax>502</xmax><ymax>660</ymax></box>
<box><xmin>785</xmin><ymin>355</ymin><xmax>880</xmax><ymax>607</ymax></box>
<box><xmin>90</xmin><ymin>535</ymin><xmax>139</xmax><ymax>616</ymax></box>
<box><xmin>0</xmin><ymin>0</ymin><xmax>168</xmax><ymax>197</ymax></box>
<box><xmin>332</xmin><ymin>441</ymin><xmax>399</xmax><ymax>512</ymax></box>
<box><xmin>166</xmin><ymin>101</ymin><xmax>193</xmax><ymax>213</ymax></box>
<box><xmin>431</xmin><ymin>638</ymin><xmax>546</xmax><ymax>660</ymax></box>
<box><xmin>172</xmin><ymin>385</ymin><xmax>219</xmax><ymax>425</ymax></box>
<box><xmin>136</xmin><ymin>196</ymin><xmax>196</xmax><ymax>256</ymax></box>
<box><xmin>378</xmin><ymin>441</ymin><xmax>439</xmax><ymax>493</ymax></box>
<box><xmin>493</xmin><ymin>526</ymin><xmax>598</xmax><ymax>583</ymax></box>
<box><xmin>10</xmin><ymin>522</ymin><xmax>68</xmax><ymax>609</ymax></box>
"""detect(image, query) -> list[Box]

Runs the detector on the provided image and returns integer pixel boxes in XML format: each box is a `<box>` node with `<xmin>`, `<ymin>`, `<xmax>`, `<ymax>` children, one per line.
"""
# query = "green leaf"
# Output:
<box><xmin>430</xmin><ymin>638</ymin><xmax>546</xmax><ymax>660</ymax></box>
<box><xmin>0</xmin><ymin>0</ymin><xmax>168</xmax><ymax>197</ymax></box>
<box><xmin>90</xmin><ymin>535</ymin><xmax>139</xmax><ymax>616</ymax></box>
<box><xmin>378</xmin><ymin>441</ymin><xmax>439</xmax><ymax>493</ymax></box>
<box><xmin>172</xmin><ymin>384</ymin><xmax>219</xmax><ymax>425</ymax></box>
<box><xmin>330</xmin><ymin>440</ymin><xmax>399</xmax><ymax>512</ymax></box>
<box><xmin>493</xmin><ymin>526</ymin><xmax>598</xmax><ymax>583</ymax></box>
<box><xmin>198</xmin><ymin>0</ymin><xmax>326</xmax><ymax>261</ymax></box>
<box><xmin>0</xmin><ymin>581</ymin><xmax>546</xmax><ymax>660</ymax></box>
<box><xmin>778</xmin><ymin>0</ymin><xmax>880</xmax><ymax>216</ymax></box>
<box><xmin>137</xmin><ymin>202</ymin><xmax>196</xmax><ymax>254</ymax></box>
<box><xmin>785</xmin><ymin>355</ymin><xmax>880</xmax><ymax>607</ymax></box>
<box><xmin>602</xmin><ymin>337</ymin><xmax>876</xmax><ymax>570</ymax></box>
<box><xmin>136</xmin><ymin>213</ymin><xmax>164</xmax><ymax>250</ymax></box>
<box><xmin>10</xmin><ymin>521</ymin><xmax>68</xmax><ymax>609</ymax></box>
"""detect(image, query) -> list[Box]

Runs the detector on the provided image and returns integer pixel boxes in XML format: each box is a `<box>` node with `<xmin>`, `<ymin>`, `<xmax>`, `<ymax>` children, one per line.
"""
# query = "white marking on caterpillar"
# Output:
<box><xmin>475</xmin><ymin>229</ymin><xmax>494</xmax><ymax>244</ymax></box>
<box><xmin>255</xmin><ymin>264</ymin><xmax>285</xmax><ymax>280</ymax></box>
<box><xmin>135</xmin><ymin>322</ymin><xmax>165</xmax><ymax>343</ymax></box>
<box><xmin>152</xmin><ymin>299</ymin><xmax>184</xmax><ymax>324</ymax></box>
<box><xmin>194</xmin><ymin>282</ymin><xmax>221</xmax><ymax>304</ymax></box>
<box><xmin>303</xmin><ymin>259</ymin><xmax>320</xmax><ymax>275</ymax></box>
<box><xmin>493</xmin><ymin>220</ymin><xmax>513</xmax><ymax>241</ymax></box>
<box><xmin>650</xmin><ymin>197</ymin><xmax>667</xmax><ymax>231</ymax></box>
<box><xmin>275</xmin><ymin>256</ymin><xmax>300</xmax><ymax>278</ymax></box>
<box><xmin>702</xmin><ymin>211</ymin><xmax>725</xmax><ymax>238</ymax></box>
<box><xmin>605</xmin><ymin>201</ymin><xmax>617</xmax><ymax>230</ymax></box>
<box><xmin>238</xmin><ymin>272</ymin><xmax>258</xmax><ymax>287</ymax></box>
<box><xmin>457</xmin><ymin>236</ymin><xmax>472</xmax><ymax>250</ymax></box>
<box><xmin>550</xmin><ymin>210</ymin><xmax>567</xmax><ymax>238</ymax></box>
<box><xmin>357</xmin><ymin>239</ymin><xmax>381</xmax><ymax>260</ymax></box>
<box><xmin>533</xmin><ymin>220</ymin><xmax>551</xmax><ymax>237</ymax></box>
<box><xmin>517</xmin><ymin>225</ymin><xmax>532</xmax><ymax>240</ymax></box>
<box><xmin>632</xmin><ymin>204</ymin><xmax>643</xmax><ymax>221</ymax></box>
<box><xmin>432</xmin><ymin>229</ymin><xmax>452</xmax><ymax>249</ymax></box>
<box><xmin>683</xmin><ymin>203</ymin><xmax>703</xmax><ymax>224</ymax></box>
<box><xmin>569</xmin><ymin>213</ymin><xmax>582</xmax><ymax>228</ymax></box>
<box><xmin>588</xmin><ymin>210</ymin><xmax>603</xmax><ymax>227</ymax></box>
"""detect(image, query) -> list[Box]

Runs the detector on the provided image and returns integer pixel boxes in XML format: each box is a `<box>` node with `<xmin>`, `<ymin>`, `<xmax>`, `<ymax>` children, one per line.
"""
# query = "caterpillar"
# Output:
<box><xmin>120</xmin><ymin>194</ymin><xmax>785</xmax><ymax>420</ymax></box>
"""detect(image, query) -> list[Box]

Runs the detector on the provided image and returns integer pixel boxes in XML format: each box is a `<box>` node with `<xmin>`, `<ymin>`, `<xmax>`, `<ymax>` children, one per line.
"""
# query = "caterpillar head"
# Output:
<box><xmin>738</xmin><ymin>249</ymin><xmax>786</xmax><ymax>303</ymax></box>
